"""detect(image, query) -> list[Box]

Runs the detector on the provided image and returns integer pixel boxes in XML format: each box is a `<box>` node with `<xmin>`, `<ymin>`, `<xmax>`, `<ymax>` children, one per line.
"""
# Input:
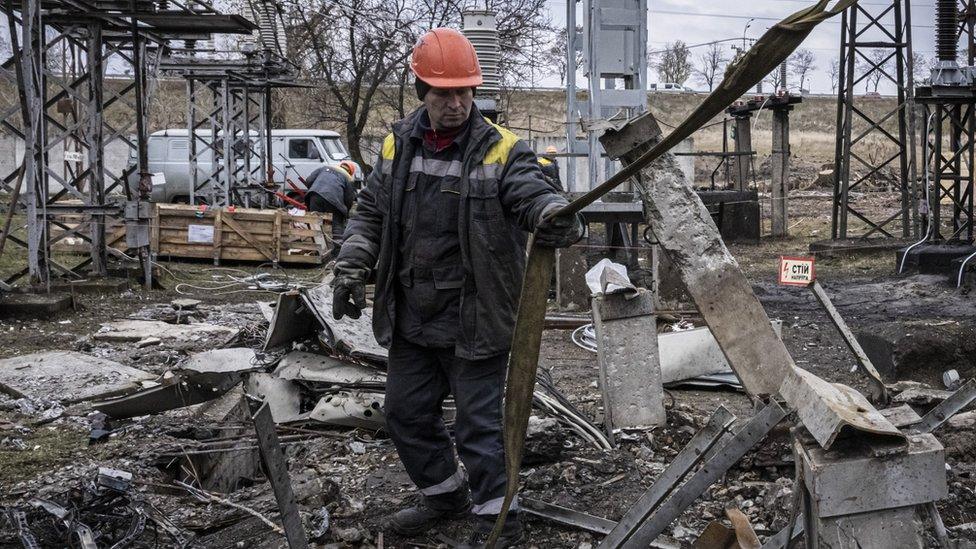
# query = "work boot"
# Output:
<box><xmin>459</xmin><ymin>512</ymin><xmax>524</xmax><ymax>548</ymax></box>
<box><xmin>388</xmin><ymin>488</ymin><xmax>472</xmax><ymax>536</ymax></box>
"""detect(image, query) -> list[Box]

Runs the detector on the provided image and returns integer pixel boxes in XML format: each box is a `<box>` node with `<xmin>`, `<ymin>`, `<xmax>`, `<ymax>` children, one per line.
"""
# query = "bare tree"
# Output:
<box><xmin>788</xmin><ymin>48</ymin><xmax>816</xmax><ymax>92</ymax></box>
<box><xmin>652</xmin><ymin>40</ymin><xmax>692</xmax><ymax>85</ymax></box>
<box><xmin>828</xmin><ymin>59</ymin><xmax>840</xmax><ymax>93</ymax></box>
<box><xmin>281</xmin><ymin>0</ymin><xmax>553</xmax><ymax>167</ymax></box>
<box><xmin>543</xmin><ymin>25</ymin><xmax>583</xmax><ymax>86</ymax></box>
<box><xmin>693</xmin><ymin>42</ymin><xmax>728</xmax><ymax>91</ymax></box>
<box><xmin>911</xmin><ymin>50</ymin><xmax>929</xmax><ymax>84</ymax></box>
<box><xmin>858</xmin><ymin>48</ymin><xmax>892</xmax><ymax>93</ymax></box>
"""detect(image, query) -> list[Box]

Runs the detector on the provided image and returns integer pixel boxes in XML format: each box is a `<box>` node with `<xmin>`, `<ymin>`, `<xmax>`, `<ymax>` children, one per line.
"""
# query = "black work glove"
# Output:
<box><xmin>331</xmin><ymin>263</ymin><xmax>368</xmax><ymax>320</ymax></box>
<box><xmin>535</xmin><ymin>203</ymin><xmax>585</xmax><ymax>248</ymax></box>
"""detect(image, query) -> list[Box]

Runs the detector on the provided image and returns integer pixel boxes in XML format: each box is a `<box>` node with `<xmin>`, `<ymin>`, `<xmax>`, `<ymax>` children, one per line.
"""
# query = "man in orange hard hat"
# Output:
<box><xmin>331</xmin><ymin>27</ymin><xmax>583</xmax><ymax>547</ymax></box>
<box><xmin>304</xmin><ymin>161</ymin><xmax>357</xmax><ymax>257</ymax></box>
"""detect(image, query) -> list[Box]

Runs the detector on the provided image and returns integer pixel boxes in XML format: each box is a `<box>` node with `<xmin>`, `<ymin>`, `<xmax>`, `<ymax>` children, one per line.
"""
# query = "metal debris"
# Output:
<box><xmin>908</xmin><ymin>379</ymin><xmax>976</xmax><ymax>435</ymax></box>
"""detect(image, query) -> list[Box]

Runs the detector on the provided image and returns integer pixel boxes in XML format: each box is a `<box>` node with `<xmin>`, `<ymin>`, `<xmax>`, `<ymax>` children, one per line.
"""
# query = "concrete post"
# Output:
<box><xmin>733</xmin><ymin>114</ymin><xmax>753</xmax><ymax>191</ymax></box>
<box><xmin>591</xmin><ymin>288</ymin><xmax>666</xmax><ymax>439</ymax></box>
<box><xmin>771</xmin><ymin>107</ymin><xmax>790</xmax><ymax>237</ymax></box>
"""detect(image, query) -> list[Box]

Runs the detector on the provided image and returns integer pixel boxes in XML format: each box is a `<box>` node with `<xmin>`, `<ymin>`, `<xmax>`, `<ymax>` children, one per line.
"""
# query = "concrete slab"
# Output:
<box><xmin>0</xmin><ymin>351</ymin><xmax>154</xmax><ymax>404</ymax></box>
<box><xmin>182</xmin><ymin>348</ymin><xmax>258</xmax><ymax>375</ymax></box>
<box><xmin>94</xmin><ymin>319</ymin><xmax>239</xmax><ymax>343</ymax></box>
<box><xmin>896</xmin><ymin>243</ymin><xmax>976</xmax><ymax>275</ymax></box>
<box><xmin>0</xmin><ymin>292</ymin><xmax>73</xmax><ymax>318</ymax></box>
<box><xmin>48</xmin><ymin>278</ymin><xmax>129</xmax><ymax>295</ymax></box>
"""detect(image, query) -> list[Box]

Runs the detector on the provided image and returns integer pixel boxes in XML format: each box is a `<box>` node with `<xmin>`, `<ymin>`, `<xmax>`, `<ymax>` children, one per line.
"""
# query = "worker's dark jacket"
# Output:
<box><xmin>305</xmin><ymin>166</ymin><xmax>355</xmax><ymax>216</ymax></box>
<box><xmin>538</xmin><ymin>155</ymin><xmax>563</xmax><ymax>191</ymax></box>
<box><xmin>337</xmin><ymin>106</ymin><xmax>566</xmax><ymax>360</ymax></box>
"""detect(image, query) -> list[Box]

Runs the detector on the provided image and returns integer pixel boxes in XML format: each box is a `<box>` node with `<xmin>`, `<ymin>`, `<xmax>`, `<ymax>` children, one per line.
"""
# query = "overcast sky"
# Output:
<box><xmin>541</xmin><ymin>0</ymin><xmax>938</xmax><ymax>94</ymax></box>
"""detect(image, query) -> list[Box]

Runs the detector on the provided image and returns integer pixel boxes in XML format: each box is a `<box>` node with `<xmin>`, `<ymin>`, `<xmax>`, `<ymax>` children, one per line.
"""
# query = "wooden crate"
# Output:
<box><xmin>152</xmin><ymin>204</ymin><xmax>332</xmax><ymax>265</ymax></box>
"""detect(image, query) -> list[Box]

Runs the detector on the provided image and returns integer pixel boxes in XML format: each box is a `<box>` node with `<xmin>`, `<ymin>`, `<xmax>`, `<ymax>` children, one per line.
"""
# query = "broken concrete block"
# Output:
<box><xmin>94</xmin><ymin>320</ymin><xmax>239</xmax><ymax>343</ymax></box>
<box><xmin>948</xmin><ymin>410</ymin><xmax>976</xmax><ymax>429</ymax></box>
<box><xmin>245</xmin><ymin>373</ymin><xmax>301</xmax><ymax>423</ymax></box>
<box><xmin>892</xmin><ymin>387</ymin><xmax>953</xmax><ymax>406</ymax></box>
<box><xmin>798</xmin><ymin>432</ymin><xmax>947</xmax><ymax>518</ymax></box>
<box><xmin>0</xmin><ymin>351</ymin><xmax>154</xmax><ymax>404</ymax></box>
<box><xmin>592</xmin><ymin>289</ymin><xmax>666</xmax><ymax>432</ymax></box>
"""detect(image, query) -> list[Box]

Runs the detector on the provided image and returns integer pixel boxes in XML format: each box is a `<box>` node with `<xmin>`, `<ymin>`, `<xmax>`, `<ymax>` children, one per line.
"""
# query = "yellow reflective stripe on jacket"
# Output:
<box><xmin>482</xmin><ymin>120</ymin><xmax>520</xmax><ymax>167</ymax></box>
<box><xmin>380</xmin><ymin>121</ymin><xmax>519</xmax><ymax>169</ymax></box>
<box><xmin>381</xmin><ymin>133</ymin><xmax>396</xmax><ymax>161</ymax></box>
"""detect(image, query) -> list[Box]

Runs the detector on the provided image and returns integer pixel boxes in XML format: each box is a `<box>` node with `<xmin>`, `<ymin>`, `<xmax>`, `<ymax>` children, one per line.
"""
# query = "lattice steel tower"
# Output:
<box><xmin>831</xmin><ymin>0</ymin><xmax>918</xmax><ymax>240</ymax></box>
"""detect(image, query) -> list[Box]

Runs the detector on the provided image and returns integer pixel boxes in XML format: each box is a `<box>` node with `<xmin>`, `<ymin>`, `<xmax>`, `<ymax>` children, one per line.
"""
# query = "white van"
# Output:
<box><xmin>140</xmin><ymin>129</ymin><xmax>362</xmax><ymax>203</ymax></box>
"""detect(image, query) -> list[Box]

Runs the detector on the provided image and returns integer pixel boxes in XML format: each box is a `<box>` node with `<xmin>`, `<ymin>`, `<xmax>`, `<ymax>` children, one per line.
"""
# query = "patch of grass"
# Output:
<box><xmin>0</xmin><ymin>423</ymin><xmax>87</xmax><ymax>488</ymax></box>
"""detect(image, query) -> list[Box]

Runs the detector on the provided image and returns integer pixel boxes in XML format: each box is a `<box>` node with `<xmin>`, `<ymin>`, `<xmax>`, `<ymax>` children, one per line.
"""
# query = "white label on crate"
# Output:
<box><xmin>187</xmin><ymin>224</ymin><xmax>214</xmax><ymax>244</ymax></box>
<box><xmin>778</xmin><ymin>256</ymin><xmax>815</xmax><ymax>286</ymax></box>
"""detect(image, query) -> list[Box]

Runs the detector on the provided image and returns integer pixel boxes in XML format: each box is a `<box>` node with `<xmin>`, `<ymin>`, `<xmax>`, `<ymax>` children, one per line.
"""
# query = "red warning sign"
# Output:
<box><xmin>779</xmin><ymin>256</ymin><xmax>815</xmax><ymax>286</ymax></box>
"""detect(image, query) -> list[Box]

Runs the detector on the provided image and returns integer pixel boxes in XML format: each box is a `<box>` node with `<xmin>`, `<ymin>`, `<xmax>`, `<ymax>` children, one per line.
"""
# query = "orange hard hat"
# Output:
<box><xmin>411</xmin><ymin>28</ymin><xmax>483</xmax><ymax>88</ymax></box>
<box><xmin>338</xmin><ymin>160</ymin><xmax>356</xmax><ymax>177</ymax></box>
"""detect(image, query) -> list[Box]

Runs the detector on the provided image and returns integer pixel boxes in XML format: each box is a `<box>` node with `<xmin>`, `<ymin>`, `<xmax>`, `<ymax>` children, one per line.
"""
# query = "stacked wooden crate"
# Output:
<box><xmin>152</xmin><ymin>204</ymin><xmax>332</xmax><ymax>265</ymax></box>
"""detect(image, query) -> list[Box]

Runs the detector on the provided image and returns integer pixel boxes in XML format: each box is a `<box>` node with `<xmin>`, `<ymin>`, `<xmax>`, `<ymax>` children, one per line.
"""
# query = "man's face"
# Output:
<box><xmin>424</xmin><ymin>87</ymin><xmax>473</xmax><ymax>131</ymax></box>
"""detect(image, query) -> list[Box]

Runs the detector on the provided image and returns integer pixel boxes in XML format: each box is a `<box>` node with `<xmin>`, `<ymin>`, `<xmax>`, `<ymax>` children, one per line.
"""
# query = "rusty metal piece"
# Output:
<box><xmin>725</xmin><ymin>506</ymin><xmax>761</xmax><ymax>549</ymax></box>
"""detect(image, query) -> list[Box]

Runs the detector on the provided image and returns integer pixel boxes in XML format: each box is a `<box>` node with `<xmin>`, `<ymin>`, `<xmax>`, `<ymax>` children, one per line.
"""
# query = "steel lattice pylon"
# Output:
<box><xmin>831</xmin><ymin>0</ymin><xmax>919</xmax><ymax>240</ymax></box>
<box><xmin>0</xmin><ymin>0</ymin><xmax>258</xmax><ymax>288</ymax></box>
<box><xmin>0</xmin><ymin>1</ymin><xmax>158</xmax><ymax>287</ymax></box>
<box><xmin>164</xmin><ymin>52</ymin><xmax>294</xmax><ymax>208</ymax></box>
<box><xmin>912</xmin><ymin>0</ymin><xmax>976</xmax><ymax>244</ymax></box>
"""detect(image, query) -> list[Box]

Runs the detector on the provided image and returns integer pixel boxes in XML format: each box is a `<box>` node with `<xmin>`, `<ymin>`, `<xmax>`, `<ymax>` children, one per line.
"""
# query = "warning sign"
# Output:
<box><xmin>779</xmin><ymin>256</ymin><xmax>815</xmax><ymax>286</ymax></box>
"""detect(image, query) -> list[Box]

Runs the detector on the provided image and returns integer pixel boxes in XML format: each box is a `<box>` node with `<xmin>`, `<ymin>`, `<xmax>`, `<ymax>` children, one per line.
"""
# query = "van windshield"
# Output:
<box><xmin>319</xmin><ymin>137</ymin><xmax>348</xmax><ymax>161</ymax></box>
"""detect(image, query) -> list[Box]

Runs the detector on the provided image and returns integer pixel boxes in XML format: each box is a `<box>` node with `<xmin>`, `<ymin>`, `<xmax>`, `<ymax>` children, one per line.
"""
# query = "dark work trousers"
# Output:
<box><xmin>306</xmin><ymin>193</ymin><xmax>346</xmax><ymax>258</ymax></box>
<box><xmin>384</xmin><ymin>335</ymin><xmax>513</xmax><ymax>516</ymax></box>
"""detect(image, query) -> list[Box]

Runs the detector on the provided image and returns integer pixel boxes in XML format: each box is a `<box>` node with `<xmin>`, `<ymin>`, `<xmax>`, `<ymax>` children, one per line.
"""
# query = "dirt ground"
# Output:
<box><xmin>2</xmin><ymin>189</ymin><xmax>976</xmax><ymax>548</ymax></box>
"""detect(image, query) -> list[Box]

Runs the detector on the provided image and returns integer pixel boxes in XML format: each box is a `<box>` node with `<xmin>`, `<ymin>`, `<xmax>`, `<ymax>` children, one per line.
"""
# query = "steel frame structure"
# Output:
<box><xmin>831</xmin><ymin>0</ymin><xmax>918</xmax><ymax>240</ymax></box>
<box><xmin>912</xmin><ymin>0</ymin><xmax>976</xmax><ymax>243</ymax></box>
<box><xmin>162</xmin><ymin>52</ymin><xmax>296</xmax><ymax>208</ymax></box>
<box><xmin>0</xmin><ymin>0</ymin><xmax>156</xmax><ymax>287</ymax></box>
<box><xmin>0</xmin><ymin>0</ymin><xmax>255</xmax><ymax>288</ymax></box>
<box><xmin>917</xmin><ymin>95</ymin><xmax>975</xmax><ymax>241</ymax></box>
